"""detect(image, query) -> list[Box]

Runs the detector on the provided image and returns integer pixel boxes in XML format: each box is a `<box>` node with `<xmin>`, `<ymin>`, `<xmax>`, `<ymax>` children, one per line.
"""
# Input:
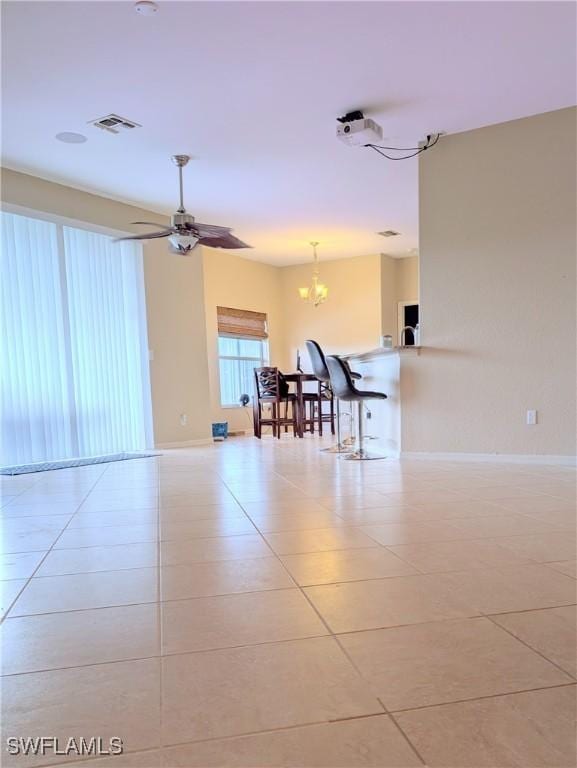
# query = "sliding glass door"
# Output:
<box><xmin>1</xmin><ymin>211</ymin><xmax>153</xmax><ymax>466</ymax></box>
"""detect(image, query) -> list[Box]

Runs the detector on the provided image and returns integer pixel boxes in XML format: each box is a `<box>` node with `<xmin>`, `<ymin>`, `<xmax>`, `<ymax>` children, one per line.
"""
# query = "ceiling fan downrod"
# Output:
<box><xmin>171</xmin><ymin>154</ymin><xmax>190</xmax><ymax>214</ymax></box>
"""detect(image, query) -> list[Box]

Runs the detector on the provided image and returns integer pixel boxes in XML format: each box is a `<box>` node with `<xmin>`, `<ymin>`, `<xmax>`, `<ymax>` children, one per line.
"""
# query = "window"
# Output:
<box><xmin>216</xmin><ymin>306</ymin><xmax>269</xmax><ymax>408</ymax></box>
<box><xmin>0</xmin><ymin>211</ymin><xmax>153</xmax><ymax>465</ymax></box>
<box><xmin>218</xmin><ymin>336</ymin><xmax>269</xmax><ymax>407</ymax></box>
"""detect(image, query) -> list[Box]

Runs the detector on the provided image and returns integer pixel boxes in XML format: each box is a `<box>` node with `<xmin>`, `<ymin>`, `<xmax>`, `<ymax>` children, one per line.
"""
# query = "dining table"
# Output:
<box><xmin>283</xmin><ymin>371</ymin><xmax>318</xmax><ymax>438</ymax></box>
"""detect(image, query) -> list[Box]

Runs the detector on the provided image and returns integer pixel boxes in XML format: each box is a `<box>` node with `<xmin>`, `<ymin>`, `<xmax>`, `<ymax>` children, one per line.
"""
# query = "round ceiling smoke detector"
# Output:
<box><xmin>134</xmin><ymin>1</ymin><xmax>158</xmax><ymax>15</ymax></box>
<box><xmin>55</xmin><ymin>132</ymin><xmax>87</xmax><ymax>144</ymax></box>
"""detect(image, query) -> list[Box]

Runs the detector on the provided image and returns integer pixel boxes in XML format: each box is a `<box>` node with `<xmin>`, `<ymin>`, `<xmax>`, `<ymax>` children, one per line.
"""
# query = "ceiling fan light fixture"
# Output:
<box><xmin>168</xmin><ymin>233</ymin><xmax>200</xmax><ymax>253</ymax></box>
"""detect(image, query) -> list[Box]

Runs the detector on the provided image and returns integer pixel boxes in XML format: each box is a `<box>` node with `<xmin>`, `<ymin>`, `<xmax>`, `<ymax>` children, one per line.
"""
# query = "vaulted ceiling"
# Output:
<box><xmin>2</xmin><ymin>1</ymin><xmax>575</xmax><ymax>264</ymax></box>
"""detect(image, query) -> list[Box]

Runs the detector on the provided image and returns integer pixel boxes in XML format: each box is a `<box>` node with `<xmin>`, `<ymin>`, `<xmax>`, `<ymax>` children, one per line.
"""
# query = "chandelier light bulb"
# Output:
<box><xmin>298</xmin><ymin>241</ymin><xmax>328</xmax><ymax>306</ymax></box>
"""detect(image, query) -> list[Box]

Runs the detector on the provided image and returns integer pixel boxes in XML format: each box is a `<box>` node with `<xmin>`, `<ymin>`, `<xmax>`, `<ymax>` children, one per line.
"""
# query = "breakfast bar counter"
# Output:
<box><xmin>343</xmin><ymin>346</ymin><xmax>421</xmax><ymax>457</ymax></box>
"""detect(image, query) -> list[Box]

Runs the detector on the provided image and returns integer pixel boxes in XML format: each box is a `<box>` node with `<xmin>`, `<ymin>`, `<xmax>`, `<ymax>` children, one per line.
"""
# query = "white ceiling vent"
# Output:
<box><xmin>88</xmin><ymin>114</ymin><xmax>141</xmax><ymax>134</ymax></box>
<box><xmin>377</xmin><ymin>230</ymin><xmax>400</xmax><ymax>238</ymax></box>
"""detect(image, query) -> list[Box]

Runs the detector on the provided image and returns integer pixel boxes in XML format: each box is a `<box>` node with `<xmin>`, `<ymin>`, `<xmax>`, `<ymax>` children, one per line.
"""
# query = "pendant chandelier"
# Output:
<box><xmin>298</xmin><ymin>241</ymin><xmax>328</xmax><ymax>306</ymax></box>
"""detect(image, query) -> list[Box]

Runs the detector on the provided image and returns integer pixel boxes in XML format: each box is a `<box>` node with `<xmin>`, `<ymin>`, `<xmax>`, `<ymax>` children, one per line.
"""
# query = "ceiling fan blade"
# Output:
<box><xmin>114</xmin><ymin>230</ymin><xmax>173</xmax><ymax>242</ymax></box>
<box><xmin>131</xmin><ymin>221</ymin><xmax>171</xmax><ymax>229</ymax></box>
<box><xmin>193</xmin><ymin>222</ymin><xmax>232</xmax><ymax>236</ymax></box>
<box><xmin>199</xmin><ymin>233</ymin><xmax>251</xmax><ymax>249</ymax></box>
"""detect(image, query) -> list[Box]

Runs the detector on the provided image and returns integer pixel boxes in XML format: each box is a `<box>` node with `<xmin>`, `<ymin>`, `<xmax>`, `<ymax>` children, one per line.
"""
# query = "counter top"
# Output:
<box><xmin>344</xmin><ymin>346</ymin><xmax>422</xmax><ymax>361</ymax></box>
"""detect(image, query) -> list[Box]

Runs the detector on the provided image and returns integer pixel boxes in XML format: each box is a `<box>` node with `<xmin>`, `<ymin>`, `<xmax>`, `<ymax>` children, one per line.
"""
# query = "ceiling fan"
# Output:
<box><xmin>115</xmin><ymin>155</ymin><xmax>250</xmax><ymax>254</ymax></box>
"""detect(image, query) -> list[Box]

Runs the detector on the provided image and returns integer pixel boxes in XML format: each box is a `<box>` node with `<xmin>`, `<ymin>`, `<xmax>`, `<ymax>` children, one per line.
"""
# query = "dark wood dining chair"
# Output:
<box><xmin>253</xmin><ymin>367</ymin><xmax>298</xmax><ymax>439</ymax></box>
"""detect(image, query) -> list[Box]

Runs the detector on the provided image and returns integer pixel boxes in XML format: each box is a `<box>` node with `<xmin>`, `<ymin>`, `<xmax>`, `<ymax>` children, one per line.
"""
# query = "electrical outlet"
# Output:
<box><xmin>526</xmin><ymin>410</ymin><xmax>537</xmax><ymax>425</ymax></box>
<box><xmin>180</xmin><ymin>413</ymin><xmax>188</xmax><ymax>426</ymax></box>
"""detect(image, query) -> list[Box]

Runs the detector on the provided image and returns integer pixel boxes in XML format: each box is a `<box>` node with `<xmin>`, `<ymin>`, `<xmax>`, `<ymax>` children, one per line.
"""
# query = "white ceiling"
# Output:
<box><xmin>2</xmin><ymin>1</ymin><xmax>575</xmax><ymax>265</ymax></box>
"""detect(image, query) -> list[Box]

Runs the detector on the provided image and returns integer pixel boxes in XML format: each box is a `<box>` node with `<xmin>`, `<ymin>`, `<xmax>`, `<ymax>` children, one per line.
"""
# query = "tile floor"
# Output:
<box><xmin>1</xmin><ymin>436</ymin><xmax>576</xmax><ymax>768</ymax></box>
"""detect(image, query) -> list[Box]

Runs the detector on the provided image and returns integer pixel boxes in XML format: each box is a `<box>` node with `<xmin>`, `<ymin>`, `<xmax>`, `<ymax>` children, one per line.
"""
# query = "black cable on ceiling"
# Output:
<box><xmin>365</xmin><ymin>133</ymin><xmax>441</xmax><ymax>161</ymax></box>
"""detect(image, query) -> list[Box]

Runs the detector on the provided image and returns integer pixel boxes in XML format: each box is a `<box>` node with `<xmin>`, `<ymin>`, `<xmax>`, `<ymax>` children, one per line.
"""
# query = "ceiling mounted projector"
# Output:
<box><xmin>336</xmin><ymin>111</ymin><xmax>383</xmax><ymax>146</ymax></box>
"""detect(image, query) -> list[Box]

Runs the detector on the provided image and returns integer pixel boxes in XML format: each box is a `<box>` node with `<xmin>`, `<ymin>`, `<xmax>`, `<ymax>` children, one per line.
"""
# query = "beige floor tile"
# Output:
<box><xmin>547</xmin><ymin>560</ymin><xmax>577</xmax><ymax>578</ymax></box>
<box><xmin>159</xmin><ymin>490</ymin><xmax>239</xmax><ymax>506</ymax></box>
<box><xmin>250</xmin><ymin>511</ymin><xmax>348</xmax><ymax>532</ymax></box>
<box><xmin>48</xmin><ymin>751</ymin><xmax>165</xmax><ymax>768</ymax></box>
<box><xmin>448</xmin><ymin>513</ymin><xmax>562</xmax><ymax>539</ymax></box>
<box><xmin>388</xmin><ymin>538</ymin><xmax>534</xmax><ymax>573</ymax></box>
<box><xmin>340</xmin><ymin>617</ymin><xmax>571</xmax><ymax>711</ymax></box>
<box><xmin>383</xmin><ymin>489</ymin><xmax>468</xmax><ymax>505</ymax></box>
<box><xmin>0</xmin><ymin>551</ymin><xmax>44</xmax><ymax>580</ymax></box>
<box><xmin>161</xmin><ymin>534</ymin><xmax>270</xmax><ymax>566</ymax></box>
<box><xmin>160</xmin><ymin>557</ymin><xmax>294</xmax><ymax>601</ymax></box>
<box><xmin>1</xmin><ymin>603</ymin><xmax>159</xmax><ymax>675</ymax></box>
<box><xmin>498</xmin><ymin>495</ymin><xmax>576</xmax><ymax>514</ymax></box>
<box><xmin>36</xmin><ymin>542</ymin><xmax>159</xmax><ymax>576</ymax></box>
<box><xmin>55</xmin><ymin>524</ymin><xmax>158</xmax><ymax>549</ymax></box>
<box><xmin>237</xmin><ymin>500</ymin><xmax>331</xmax><ymax>516</ymax></box>
<box><xmin>79</xmin><ymin>498</ymin><xmax>158</xmax><ymax>515</ymax></box>
<box><xmin>491</xmin><ymin>606</ymin><xmax>577</xmax><ymax>677</ymax></box>
<box><xmin>280</xmin><ymin>547</ymin><xmax>419</xmax><ymax>586</ymax></box>
<box><xmin>162</xmin><ymin>589</ymin><xmax>326</xmax><ymax>654</ymax></box>
<box><xmin>0</xmin><ymin>527</ymin><xmax>63</xmax><ymax>554</ymax></box>
<box><xmin>0</xmin><ymin>501</ymin><xmax>81</xmax><ymax>517</ymax></box>
<box><xmin>159</xmin><ymin>503</ymin><xmax>247</xmax><ymax>521</ymax></box>
<box><xmin>79</xmin><ymin>499</ymin><xmax>159</xmax><ymax>514</ymax></box>
<box><xmin>399</xmin><ymin>499</ymin><xmax>506</xmax><ymax>519</ymax></box>
<box><xmin>162</xmin><ymin>714</ymin><xmax>422</xmax><ymax>767</ymax></box>
<box><xmin>231</xmin><ymin>489</ymin><xmax>308</xmax><ymax>504</ymax></box>
<box><xmin>161</xmin><ymin>637</ymin><xmax>381</xmax><ymax>744</ymax></box>
<box><xmin>333</xmin><ymin>505</ymin><xmax>421</xmax><ymax>525</ymax></box>
<box><xmin>466</xmin><ymin>485</ymin><xmax>537</xmax><ymax>500</ymax></box>
<box><xmin>518</xmin><ymin>507</ymin><xmax>577</xmax><ymax>530</ymax></box>
<box><xmin>159</xmin><ymin>517</ymin><xmax>257</xmax><ymax>540</ymax></box>
<box><xmin>360</xmin><ymin>520</ymin><xmax>465</xmax><ymax>546</ymax></box>
<box><xmin>395</xmin><ymin>685</ymin><xmax>577</xmax><ymax>767</ymax></box>
<box><xmin>304</xmin><ymin>573</ymin><xmax>478</xmax><ymax>633</ymax></box>
<box><xmin>491</xmin><ymin>532</ymin><xmax>577</xmax><ymax>563</ymax></box>
<box><xmin>263</xmin><ymin>527</ymin><xmax>378</xmax><ymax>555</ymax></box>
<box><xmin>9</xmin><ymin>568</ymin><xmax>158</xmax><ymax>616</ymax></box>
<box><xmin>67</xmin><ymin>509</ymin><xmax>159</xmax><ymax>528</ymax></box>
<box><xmin>159</xmin><ymin>494</ymin><xmax>241</xmax><ymax>509</ymax></box>
<box><xmin>1</xmin><ymin>658</ymin><xmax>161</xmax><ymax>768</ymax></box>
<box><xmin>0</xmin><ymin>579</ymin><xmax>26</xmax><ymax>619</ymax></box>
<box><xmin>438</xmin><ymin>565</ymin><xmax>577</xmax><ymax>614</ymax></box>
<box><xmin>1</xmin><ymin>514</ymin><xmax>72</xmax><ymax>532</ymax></box>
<box><xmin>317</xmin><ymin>492</ymin><xmax>403</xmax><ymax>512</ymax></box>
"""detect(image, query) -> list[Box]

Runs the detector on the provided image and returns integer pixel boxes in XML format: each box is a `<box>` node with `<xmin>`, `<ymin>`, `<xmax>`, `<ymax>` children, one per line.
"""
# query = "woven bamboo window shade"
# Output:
<box><xmin>217</xmin><ymin>307</ymin><xmax>268</xmax><ymax>339</ymax></box>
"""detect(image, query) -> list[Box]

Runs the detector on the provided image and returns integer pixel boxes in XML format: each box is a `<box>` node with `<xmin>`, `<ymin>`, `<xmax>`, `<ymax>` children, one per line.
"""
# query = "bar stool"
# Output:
<box><xmin>306</xmin><ymin>340</ymin><xmax>359</xmax><ymax>452</ymax></box>
<box><xmin>325</xmin><ymin>355</ymin><xmax>387</xmax><ymax>460</ymax></box>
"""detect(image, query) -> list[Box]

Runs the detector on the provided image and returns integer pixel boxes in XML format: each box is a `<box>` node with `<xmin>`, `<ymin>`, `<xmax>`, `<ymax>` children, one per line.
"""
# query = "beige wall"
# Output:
<box><xmin>1</xmin><ymin>168</ymin><xmax>212</xmax><ymax>445</ymax></box>
<box><xmin>380</xmin><ymin>254</ymin><xmax>419</xmax><ymax>342</ymax></box>
<box><xmin>380</xmin><ymin>254</ymin><xmax>397</xmax><ymax>339</ymax></box>
<box><xmin>279</xmin><ymin>254</ymin><xmax>383</xmax><ymax>368</ymax></box>
<box><xmin>404</xmin><ymin>107</ymin><xmax>576</xmax><ymax>456</ymax></box>
<box><xmin>202</xmin><ymin>249</ymin><xmax>283</xmax><ymax>431</ymax></box>
<box><xmin>396</xmin><ymin>255</ymin><xmax>419</xmax><ymax>303</ymax></box>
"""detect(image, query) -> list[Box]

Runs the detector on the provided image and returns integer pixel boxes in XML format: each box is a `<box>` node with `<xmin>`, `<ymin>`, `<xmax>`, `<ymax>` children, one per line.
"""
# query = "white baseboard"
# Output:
<box><xmin>401</xmin><ymin>451</ymin><xmax>577</xmax><ymax>467</ymax></box>
<box><xmin>155</xmin><ymin>438</ymin><xmax>214</xmax><ymax>449</ymax></box>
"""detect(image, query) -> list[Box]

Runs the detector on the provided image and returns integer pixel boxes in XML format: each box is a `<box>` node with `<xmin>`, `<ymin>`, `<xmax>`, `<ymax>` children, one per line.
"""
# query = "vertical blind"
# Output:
<box><xmin>0</xmin><ymin>211</ymin><xmax>153</xmax><ymax>465</ymax></box>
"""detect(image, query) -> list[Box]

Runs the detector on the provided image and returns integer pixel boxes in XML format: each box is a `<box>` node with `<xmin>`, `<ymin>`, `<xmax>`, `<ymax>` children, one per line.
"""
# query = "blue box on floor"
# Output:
<box><xmin>212</xmin><ymin>422</ymin><xmax>229</xmax><ymax>439</ymax></box>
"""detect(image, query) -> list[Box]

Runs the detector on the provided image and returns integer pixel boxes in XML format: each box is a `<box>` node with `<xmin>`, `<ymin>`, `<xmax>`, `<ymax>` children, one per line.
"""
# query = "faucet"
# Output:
<box><xmin>400</xmin><ymin>325</ymin><xmax>416</xmax><ymax>347</ymax></box>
